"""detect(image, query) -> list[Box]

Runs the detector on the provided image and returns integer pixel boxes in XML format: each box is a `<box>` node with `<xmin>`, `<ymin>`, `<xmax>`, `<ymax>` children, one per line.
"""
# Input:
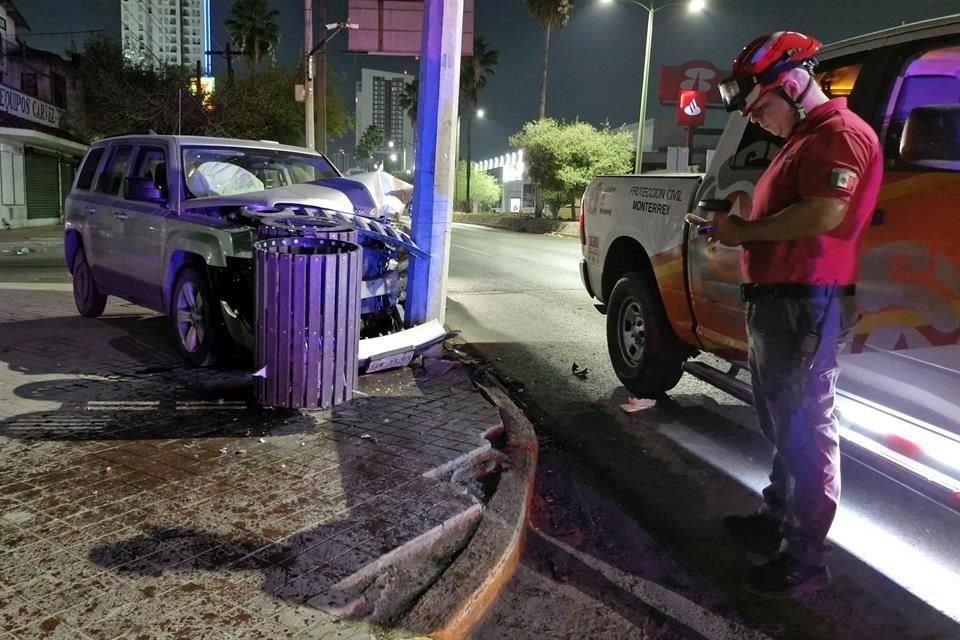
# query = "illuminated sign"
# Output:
<box><xmin>677</xmin><ymin>90</ymin><xmax>706</xmax><ymax>127</ymax></box>
<box><xmin>659</xmin><ymin>59</ymin><xmax>728</xmax><ymax>107</ymax></box>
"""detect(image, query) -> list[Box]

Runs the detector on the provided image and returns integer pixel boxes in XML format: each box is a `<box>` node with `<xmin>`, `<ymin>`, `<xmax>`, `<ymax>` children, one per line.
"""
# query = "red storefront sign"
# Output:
<box><xmin>677</xmin><ymin>90</ymin><xmax>707</xmax><ymax>127</ymax></box>
<box><xmin>659</xmin><ymin>59</ymin><xmax>728</xmax><ymax>107</ymax></box>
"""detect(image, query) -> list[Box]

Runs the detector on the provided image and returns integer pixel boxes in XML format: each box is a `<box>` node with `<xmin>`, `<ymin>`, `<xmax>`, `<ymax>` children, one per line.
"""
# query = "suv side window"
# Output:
<box><xmin>728</xmin><ymin>59</ymin><xmax>866</xmax><ymax>172</ymax></box>
<box><xmin>131</xmin><ymin>146</ymin><xmax>168</xmax><ymax>197</ymax></box>
<box><xmin>882</xmin><ymin>45</ymin><xmax>960</xmax><ymax>170</ymax></box>
<box><xmin>95</xmin><ymin>145</ymin><xmax>133</xmax><ymax>196</ymax></box>
<box><xmin>75</xmin><ymin>147</ymin><xmax>105</xmax><ymax>191</ymax></box>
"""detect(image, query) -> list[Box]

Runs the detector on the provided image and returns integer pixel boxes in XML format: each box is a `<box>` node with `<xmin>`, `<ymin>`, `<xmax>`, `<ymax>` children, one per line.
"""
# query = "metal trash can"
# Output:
<box><xmin>254</xmin><ymin>236</ymin><xmax>361</xmax><ymax>409</ymax></box>
<box><xmin>258</xmin><ymin>215</ymin><xmax>358</xmax><ymax>244</ymax></box>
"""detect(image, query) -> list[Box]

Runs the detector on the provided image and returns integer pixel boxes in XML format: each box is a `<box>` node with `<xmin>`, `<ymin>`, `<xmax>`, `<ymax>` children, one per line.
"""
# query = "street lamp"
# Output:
<box><xmin>600</xmin><ymin>0</ymin><xmax>705</xmax><ymax>173</ymax></box>
<box><xmin>476</xmin><ymin>108</ymin><xmax>485</xmax><ymax>119</ymax></box>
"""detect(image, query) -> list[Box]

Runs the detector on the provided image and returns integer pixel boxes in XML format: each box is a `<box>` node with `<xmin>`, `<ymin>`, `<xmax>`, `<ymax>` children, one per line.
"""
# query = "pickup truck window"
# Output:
<box><xmin>182</xmin><ymin>146</ymin><xmax>340</xmax><ymax>199</ymax></box>
<box><xmin>131</xmin><ymin>147</ymin><xmax>167</xmax><ymax>196</ymax></box>
<box><xmin>884</xmin><ymin>45</ymin><xmax>960</xmax><ymax>170</ymax></box>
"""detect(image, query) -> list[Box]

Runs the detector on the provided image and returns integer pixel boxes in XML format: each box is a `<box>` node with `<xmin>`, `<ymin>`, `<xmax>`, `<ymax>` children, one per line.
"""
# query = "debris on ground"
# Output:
<box><xmin>620</xmin><ymin>396</ymin><xmax>657</xmax><ymax>413</ymax></box>
<box><xmin>359</xmin><ymin>434</ymin><xmax>378</xmax><ymax>443</ymax></box>
<box><xmin>571</xmin><ymin>362</ymin><xmax>590</xmax><ymax>379</ymax></box>
<box><xmin>219</xmin><ymin>447</ymin><xmax>228</xmax><ymax>454</ymax></box>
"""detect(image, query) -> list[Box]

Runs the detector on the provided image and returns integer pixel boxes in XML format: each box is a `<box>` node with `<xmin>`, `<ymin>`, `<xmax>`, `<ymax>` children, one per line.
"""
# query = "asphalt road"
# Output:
<box><xmin>446</xmin><ymin>223</ymin><xmax>960</xmax><ymax>640</ymax></box>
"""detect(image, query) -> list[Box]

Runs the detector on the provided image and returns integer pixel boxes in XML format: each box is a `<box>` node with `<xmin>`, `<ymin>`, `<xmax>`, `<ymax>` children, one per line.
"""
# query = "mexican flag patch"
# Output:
<box><xmin>830</xmin><ymin>168</ymin><xmax>859</xmax><ymax>190</ymax></box>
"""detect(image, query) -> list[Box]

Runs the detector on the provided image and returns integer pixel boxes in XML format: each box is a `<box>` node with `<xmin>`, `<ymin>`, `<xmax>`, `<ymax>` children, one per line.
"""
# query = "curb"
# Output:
<box><xmin>399</xmin><ymin>370</ymin><xmax>539</xmax><ymax>638</ymax></box>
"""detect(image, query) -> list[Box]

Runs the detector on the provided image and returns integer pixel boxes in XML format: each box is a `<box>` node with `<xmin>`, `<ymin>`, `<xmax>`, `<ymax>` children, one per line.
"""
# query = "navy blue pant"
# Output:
<box><xmin>747</xmin><ymin>294</ymin><xmax>859</xmax><ymax>567</ymax></box>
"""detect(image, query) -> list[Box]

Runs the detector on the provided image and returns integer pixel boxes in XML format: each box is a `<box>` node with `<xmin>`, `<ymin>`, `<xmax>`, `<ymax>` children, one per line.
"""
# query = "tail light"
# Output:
<box><xmin>579</xmin><ymin>210</ymin><xmax>586</xmax><ymax>245</ymax></box>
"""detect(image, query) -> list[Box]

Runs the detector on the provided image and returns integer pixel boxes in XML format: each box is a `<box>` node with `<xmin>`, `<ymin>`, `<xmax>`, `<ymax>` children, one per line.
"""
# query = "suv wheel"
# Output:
<box><xmin>171</xmin><ymin>266</ymin><xmax>224</xmax><ymax>367</ymax></box>
<box><xmin>72</xmin><ymin>249</ymin><xmax>108</xmax><ymax>318</ymax></box>
<box><xmin>606</xmin><ymin>270</ymin><xmax>688</xmax><ymax>397</ymax></box>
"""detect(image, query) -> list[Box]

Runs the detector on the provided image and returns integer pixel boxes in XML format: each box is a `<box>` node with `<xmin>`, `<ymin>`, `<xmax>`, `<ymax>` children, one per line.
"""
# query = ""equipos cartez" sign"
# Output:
<box><xmin>0</xmin><ymin>85</ymin><xmax>63</xmax><ymax>127</ymax></box>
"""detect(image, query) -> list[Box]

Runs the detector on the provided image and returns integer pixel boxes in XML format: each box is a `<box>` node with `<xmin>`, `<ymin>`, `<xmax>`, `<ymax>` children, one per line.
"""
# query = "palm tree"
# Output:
<box><xmin>225</xmin><ymin>0</ymin><xmax>280</xmax><ymax>70</ymax></box>
<box><xmin>397</xmin><ymin>78</ymin><xmax>418</xmax><ymax>126</ymax></box>
<box><xmin>526</xmin><ymin>0</ymin><xmax>572</xmax><ymax>120</ymax></box>
<box><xmin>460</xmin><ymin>37</ymin><xmax>499</xmax><ymax>209</ymax></box>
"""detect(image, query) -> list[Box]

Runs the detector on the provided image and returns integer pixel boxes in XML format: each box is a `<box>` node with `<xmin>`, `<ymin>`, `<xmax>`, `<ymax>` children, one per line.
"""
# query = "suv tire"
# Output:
<box><xmin>170</xmin><ymin>266</ymin><xmax>226</xmax><ymax>367</ymax></box>
<box><xmin>72</xmin><ymin>249</ymin><xmax>108</xmax><ymax>318</ymax></box>
<box><xmin>606</xmin><ymin>270</ymin><xmax>687</xmax><ymax>397</ymax></box>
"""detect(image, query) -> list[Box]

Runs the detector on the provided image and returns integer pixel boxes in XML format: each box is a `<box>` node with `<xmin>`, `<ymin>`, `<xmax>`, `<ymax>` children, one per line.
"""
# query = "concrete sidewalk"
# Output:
<box><xmin>0</xmin><ymin>224</ymin><xmax>64</xmax><ymax>255</ymax></box>
<box><xmin>0</xmin><ymin>284</ymin><xmax>536</xmax><ymax>639</ymax></box>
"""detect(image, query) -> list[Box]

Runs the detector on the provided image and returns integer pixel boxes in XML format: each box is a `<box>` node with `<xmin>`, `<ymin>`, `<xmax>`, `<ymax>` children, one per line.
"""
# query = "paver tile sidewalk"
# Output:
<box><xmin>0</xmin><ymin>286</ymin><xmax>501</xmax><ymax>639</ymax></box>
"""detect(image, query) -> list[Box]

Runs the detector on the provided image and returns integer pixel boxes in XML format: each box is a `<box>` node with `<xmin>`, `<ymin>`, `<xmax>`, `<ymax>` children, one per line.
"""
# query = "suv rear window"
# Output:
<box><xmin>75</xmin><ymin>147</ymin><xmax>104</xmax><ymax>190</ymax></box>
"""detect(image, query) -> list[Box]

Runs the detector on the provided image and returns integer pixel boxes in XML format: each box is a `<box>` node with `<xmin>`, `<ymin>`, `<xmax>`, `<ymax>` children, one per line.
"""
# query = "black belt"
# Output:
<box><xmin>740</xmin><ymin>283</ymin><xmax>856</xmax><ymax>302</ymax></box>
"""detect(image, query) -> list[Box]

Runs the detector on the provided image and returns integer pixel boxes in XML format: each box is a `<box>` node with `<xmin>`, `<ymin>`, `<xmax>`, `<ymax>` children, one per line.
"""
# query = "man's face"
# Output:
<box><xmin>747</xmin><ymin>90</ymin><xmax>796</xmax><ymax>138</ymax></box>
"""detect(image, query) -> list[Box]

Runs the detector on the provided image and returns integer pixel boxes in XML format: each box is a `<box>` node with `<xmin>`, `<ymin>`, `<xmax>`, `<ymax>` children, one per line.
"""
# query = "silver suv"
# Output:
<box><xmin>64</xmin><ymin>134</ymin><xmax>441</xmax><ymax>369</ymax></box>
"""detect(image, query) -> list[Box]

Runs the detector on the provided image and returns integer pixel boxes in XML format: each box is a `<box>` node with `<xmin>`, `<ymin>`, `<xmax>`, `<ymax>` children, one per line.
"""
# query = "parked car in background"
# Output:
<box><xmin>64</xmin><ymin>134</ymin><xmax>444</xmax><ymax>371</ymax></box>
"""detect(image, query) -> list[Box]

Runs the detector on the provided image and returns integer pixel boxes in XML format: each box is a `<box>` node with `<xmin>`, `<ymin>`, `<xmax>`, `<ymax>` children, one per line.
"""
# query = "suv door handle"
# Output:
<box><xmin>113</xmin><ymin>211</ymin><xmax>128</xmax><ymax>221</ymax></box>
<box><xmin>84</xmin><ymin>206</ymin><xmax>96</xmax><ymax>214</ymax></box>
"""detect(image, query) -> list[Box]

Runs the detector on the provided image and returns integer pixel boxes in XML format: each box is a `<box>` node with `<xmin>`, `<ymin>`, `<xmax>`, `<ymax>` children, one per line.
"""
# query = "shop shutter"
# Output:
<box><xmin>59</xmin><ymin>160</ymin><xmax>76</xmax><ymax>210</ymax></box>
<box><xmin>25</xmin><ymin>149</ymin><xmax>62</xmax><ymax>220</ymax></box>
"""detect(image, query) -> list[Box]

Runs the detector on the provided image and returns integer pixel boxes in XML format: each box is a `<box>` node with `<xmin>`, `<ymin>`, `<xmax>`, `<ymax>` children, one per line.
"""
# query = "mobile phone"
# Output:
<box><xmin>685</xmin><ymin>213</ymin><xmax>715</xmax><ymax>235</ymax></box>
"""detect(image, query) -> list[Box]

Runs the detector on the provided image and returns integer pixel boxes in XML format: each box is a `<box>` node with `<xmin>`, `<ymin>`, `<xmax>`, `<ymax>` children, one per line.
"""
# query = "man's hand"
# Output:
<box><xmin>687</xmin><ymin>213</ymin><xmax>748</xmax><ymax>246</ymax></box>
<box><xmin>708</xmin><ymin>214</ymin><xmax>749</xmax><ymax>246</ymax></box>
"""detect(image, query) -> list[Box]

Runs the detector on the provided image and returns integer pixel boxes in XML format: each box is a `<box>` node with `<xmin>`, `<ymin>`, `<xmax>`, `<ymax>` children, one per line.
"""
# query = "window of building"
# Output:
<box><xmin>51</xmin><ymin>73</ymin><xmax>67</xmax><ymax>109</ymax></box>
<box><xmin>21</xmin><ymin>73</ymin><xmax>38</xmax><ymax>98</ymax></box>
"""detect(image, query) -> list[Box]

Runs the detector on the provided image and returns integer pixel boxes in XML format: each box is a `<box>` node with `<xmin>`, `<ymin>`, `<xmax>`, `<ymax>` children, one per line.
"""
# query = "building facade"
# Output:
<box><xmin>120</xmin><ymin>0</ymin><xmax>211</xmax><ymax>73</ymax></box>
<box><xmin>0</xmin><ymin>1</ymin><xmax>87</xmax><ymax>229</ymax></box>
<box><xmin>355</xmin><ymin>68</ymin><xmax>414</xmax><ymax>169</ymax></box>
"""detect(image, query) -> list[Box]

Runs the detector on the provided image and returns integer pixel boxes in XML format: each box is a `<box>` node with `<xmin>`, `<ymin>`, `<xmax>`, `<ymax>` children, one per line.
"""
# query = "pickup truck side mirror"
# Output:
<box><xmin>125</xmin><ymin>176</ymin><xmax>167</xmax><ymax>205</ymax></box>
<box><xmin>697</xmin><ymin>199</ymin><xmax>733</xmax><ymax>213</ymax></box>
<box><xmin>900</xmin><ymin>104</ymin><xmax>960</xmax><ymax>171</ymax></box>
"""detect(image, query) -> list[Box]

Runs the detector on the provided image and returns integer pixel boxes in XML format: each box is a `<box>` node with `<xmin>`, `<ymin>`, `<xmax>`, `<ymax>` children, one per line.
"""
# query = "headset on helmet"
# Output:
<box><xmin>719</xmin><ymin>31</ymin><xmax>822</xmax><ymax>116</ymax></box>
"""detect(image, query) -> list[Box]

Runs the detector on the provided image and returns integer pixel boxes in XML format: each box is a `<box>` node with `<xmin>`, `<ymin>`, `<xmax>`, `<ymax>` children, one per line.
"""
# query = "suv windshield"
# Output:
<box><xmin>182</xmin><ymin>146</ymin><xmax>340</xmax><ymax>198</ymax></box>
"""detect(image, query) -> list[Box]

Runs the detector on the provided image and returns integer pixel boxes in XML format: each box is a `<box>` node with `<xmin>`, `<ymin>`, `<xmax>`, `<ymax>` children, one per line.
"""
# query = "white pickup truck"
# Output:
<box><xmin>579</xmin><ymin>16</ymin><xmax>960</xmax><ymax>507</ymax></box>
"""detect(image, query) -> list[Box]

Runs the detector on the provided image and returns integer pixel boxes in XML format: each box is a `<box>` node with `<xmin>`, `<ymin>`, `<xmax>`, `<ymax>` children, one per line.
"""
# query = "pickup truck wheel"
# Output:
<box><xmin>606</xmin><ymin>271</ymin><xmax>686</xmax><ymax>397</ymax></box>
<box><xmin>171</xmin><ymin>267</ymin><xmax>225</xmax><ymax>367</ymax></box>
<box><xmin>72</xmin><ymin>250</ymin><xmax>108</xmax><ymax>318</ymax></box>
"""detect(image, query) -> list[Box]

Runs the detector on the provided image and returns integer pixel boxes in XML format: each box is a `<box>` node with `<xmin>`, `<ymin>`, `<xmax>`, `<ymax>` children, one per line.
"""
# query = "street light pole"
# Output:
<box><xmin>603</xmin><ymin>0</ymin><xmax>704</xmax><ymax>173</ymax></box>
<box><xmin>304</xmin><ymin>0</ymin><xmax>315</xmax><ymax>150</ymax></box>
<box><xmin>635</xmin><ymin>7</ymin><xmax>654</xmax><ymax>173</ymax></box>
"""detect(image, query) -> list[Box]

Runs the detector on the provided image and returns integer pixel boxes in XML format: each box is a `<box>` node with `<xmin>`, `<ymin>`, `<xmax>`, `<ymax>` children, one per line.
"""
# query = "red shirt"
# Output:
<box><xmin>742</xmin><ymin>97</ymin><xmax>883</xmax><ymax>285</ymax></box>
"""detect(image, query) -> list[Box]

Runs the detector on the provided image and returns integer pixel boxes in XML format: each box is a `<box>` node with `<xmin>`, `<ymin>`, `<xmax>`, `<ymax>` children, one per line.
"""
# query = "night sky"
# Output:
<box><xmin>14</xmin><ymin>0</ymin><xmax>960</xmax><ymax>160</ymax></box>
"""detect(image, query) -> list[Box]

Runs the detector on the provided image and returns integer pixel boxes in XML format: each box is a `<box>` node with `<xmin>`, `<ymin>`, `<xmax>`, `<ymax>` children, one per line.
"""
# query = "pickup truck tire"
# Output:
<box><xmin>606</xmin><ymin>271</ymin><xmax>686</xmax><ymax>397</ymax></box>
<box><xmin>72</xmin><ymin>249</ymin><xmax>108</xmax><ymax>318</ymax></box>
<box><xmin>170</xmin><ymin>266</ymin><xmax>227</xmax><ymax>367</ymax></box>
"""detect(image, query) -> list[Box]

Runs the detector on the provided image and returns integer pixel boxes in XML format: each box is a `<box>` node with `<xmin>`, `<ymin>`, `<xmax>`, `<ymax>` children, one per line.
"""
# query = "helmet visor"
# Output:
<box><xmin>719</xmin><ymin>75</ymin><xmax>757</xmax><ymax>114</ymax></box>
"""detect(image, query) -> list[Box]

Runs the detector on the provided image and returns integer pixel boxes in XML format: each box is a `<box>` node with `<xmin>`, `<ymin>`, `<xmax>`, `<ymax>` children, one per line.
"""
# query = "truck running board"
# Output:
<box><xmin>682</xmin><ymin>360</ymin><xmax>753</xmax><ymax>405</ymax></box>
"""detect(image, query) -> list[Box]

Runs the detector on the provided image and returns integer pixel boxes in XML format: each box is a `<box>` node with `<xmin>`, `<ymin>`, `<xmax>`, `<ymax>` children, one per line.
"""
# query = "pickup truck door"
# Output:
<box><xmin>685</xmin><ymin>115</ymin><xmax>773</xmax><ymax>362</ymax></box>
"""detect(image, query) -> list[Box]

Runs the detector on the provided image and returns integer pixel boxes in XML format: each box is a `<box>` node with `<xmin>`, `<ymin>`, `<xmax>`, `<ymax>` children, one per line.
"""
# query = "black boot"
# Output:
<box><xmin>722</xmin><ymin>512</ymin><xmax>782</xmax><ymax>556</ymax></box>
<box><xmin>745</xmin><ymin>553</ymin><xmax>831</xmax><ymax>597</ymax></box>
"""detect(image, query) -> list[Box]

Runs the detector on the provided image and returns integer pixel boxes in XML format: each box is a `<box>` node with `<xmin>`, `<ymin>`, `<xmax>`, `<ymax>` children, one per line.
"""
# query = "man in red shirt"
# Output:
<box><xmin>690</xmin><ymin>32</ymin><xmax>883</xmax><ymax>597</ymax></box>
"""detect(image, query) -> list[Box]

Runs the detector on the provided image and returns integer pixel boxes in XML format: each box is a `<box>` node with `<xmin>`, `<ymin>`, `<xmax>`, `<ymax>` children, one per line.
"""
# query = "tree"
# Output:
<box><xmin>213</xmin><ymin>67</ymin><xmax>304</xmax><ymax>144</ymax></box>
<box><xmin>226</xmin><ymin>0</ymin><xmax>281</xmax><ymax>70</ymax></box>
<box><xmin>455</xmin><ymin>161</ymin><xmax>501</xmax><ymax>211</ymax></box>
<box><xmin>510</xmin><ymin>119</ymin><xmax>633</xmax><ymax>217</ymax></box>
<box><xmin>356</xmin><ymin>125</ymin><xmax>385</xmax><ymax>170</ymax></box>
<box><xmin>66</xmin><ymin>36</ymin><xmax>220</xmax><ymax>140</ymax></box>
<box><xmin>397</xmin><ymin>78</ymin><xmax>418</xmax><ymax>126</ymax></box>
<box><xmin>460</xmin><ymin>37</ymin><xmax>499</xmax><ymax>210</ymax></box>
<box><xmin>526</xmin><ymin>0</ymin><xmax>572</xmax><ymax>120</ymax></box>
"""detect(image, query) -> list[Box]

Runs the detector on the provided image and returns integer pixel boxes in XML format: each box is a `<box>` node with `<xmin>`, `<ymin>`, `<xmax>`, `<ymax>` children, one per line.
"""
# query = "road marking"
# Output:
<box><xmin>532</xmin><ymin>526</ymin><xmax>772</xmax><ymax>640</ymax></box>
<box><xmin>0</xmin><ymin>282</ymin><xmax>73</xmax><ymax>291</ymax></box>
<box><xmin>452</xmin><ymin>243</ymin><xmax>488</xmax><ymax>256</ymax></box>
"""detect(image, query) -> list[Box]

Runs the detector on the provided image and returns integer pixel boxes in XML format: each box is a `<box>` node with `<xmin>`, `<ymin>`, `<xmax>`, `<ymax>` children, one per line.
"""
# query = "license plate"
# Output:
<box><xmin>365</xmin><ymin>349</ymin><xmax>414</xmax><ymax>373</ymax></box>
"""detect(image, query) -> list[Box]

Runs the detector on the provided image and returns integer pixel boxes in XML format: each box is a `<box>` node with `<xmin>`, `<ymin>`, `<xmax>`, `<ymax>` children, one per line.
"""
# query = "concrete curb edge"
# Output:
<box><xmin>398</xmin><ymin>370</ymin><xmax>539</xmax><ymax>639</ymax></box>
